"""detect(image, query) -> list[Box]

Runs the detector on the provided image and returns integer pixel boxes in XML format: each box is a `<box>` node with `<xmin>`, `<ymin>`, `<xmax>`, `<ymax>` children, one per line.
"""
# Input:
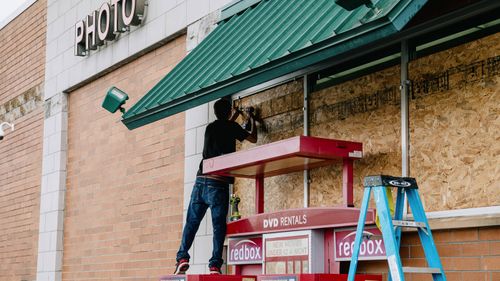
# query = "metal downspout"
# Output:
<box><xmin>401</xmin><ymin>40</ymin><xmax>413</xmax><ymax>217</ymax></box>
<box><xmin>304</xmin><ymin>75</ymin><xmax>310</xmax><ymax>208</ymax></box>
<box><xmin>401</xmin><ymin>40</ymin><xmax>411</xmax><ymax>178</ymax></box>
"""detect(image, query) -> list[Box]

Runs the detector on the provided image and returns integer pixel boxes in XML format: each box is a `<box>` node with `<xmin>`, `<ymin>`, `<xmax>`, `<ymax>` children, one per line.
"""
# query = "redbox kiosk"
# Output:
<box><xmin>202</xmin><ymin>136</ymin><xmax>384</xmax><ymax>280</ymax></box>
<box><xmin>161</xmin><ymin>136</ymin><xmax>382</xmax><ymax>280</ymax></box>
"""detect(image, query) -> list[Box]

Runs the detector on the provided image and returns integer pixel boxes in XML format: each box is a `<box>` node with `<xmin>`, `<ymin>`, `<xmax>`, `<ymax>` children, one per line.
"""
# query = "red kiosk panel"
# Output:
<box><xmin>226</xmin><ymin>208</ymin><xmax>376</xmax><ymax>237</ymax></box>
<box><xmin>257</xmin><ymin>274</ymin><xmax>381</xmax><ymax>281</ymax></box>
<box><xmin>159</xmin><ymin>275</ymin><xmax>257</xmax><ymax>281</ymax></box>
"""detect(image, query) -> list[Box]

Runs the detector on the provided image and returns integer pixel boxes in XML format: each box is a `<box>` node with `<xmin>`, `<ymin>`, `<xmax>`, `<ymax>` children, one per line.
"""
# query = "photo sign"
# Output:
<box><xmin>75</xmin><ymin>0</ymin><xmax>146</xmax><ymax>56</ymax></box>
<box><xmin>334</xmin><ymin>227</ymin><xmax>386</xmax><ymax>261</ymax></box>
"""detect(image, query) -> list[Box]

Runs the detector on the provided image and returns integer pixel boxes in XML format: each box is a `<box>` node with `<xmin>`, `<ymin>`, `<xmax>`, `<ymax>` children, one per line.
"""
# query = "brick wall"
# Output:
<box><xmin>0</xmin><ymin>0</ymin><xmax>46</xmax><ymax>280</ymax></box>
<box><xmin>357</xmin><ymin>226</ymin><xmax>500</xmax><ymax>281</ymax></box>
<box><xmin>0</xmin><ymin>108</ymin><xmax>44</xmax><ymax>280</ymax></box>
<box><xmin>64</xmin><ymin>35</ymin><xmax>186</xmax><ymax>280</ymax></box>
<box><xmin>0</xmin><ymin>0</ymin><xmax>46</xmax><ymax>102</ymax></box>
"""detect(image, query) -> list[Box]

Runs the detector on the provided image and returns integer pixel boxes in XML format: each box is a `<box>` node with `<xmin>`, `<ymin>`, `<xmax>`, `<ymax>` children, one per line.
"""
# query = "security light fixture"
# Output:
<box><xmin>102</xmin><ymin>87</ymin><xmax>129</xmax><ymax>114</ymax></box>
<box><xmin>0</xmin><ymin>122</ymin><xmax>15</xmax><ymax>141</ymax></box>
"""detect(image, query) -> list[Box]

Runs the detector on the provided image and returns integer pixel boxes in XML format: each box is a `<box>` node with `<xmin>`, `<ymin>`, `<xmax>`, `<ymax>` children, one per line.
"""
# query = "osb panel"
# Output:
<box><xmin>234</xmin><ymin>80</ymin><xmax>305</xmax><ymax>215</ymax></box>
<box><xmin>408</xmin><ymin>32</ymin><xmax>500</xmax><ymax>211</ymax></box>
<box><xmin>309</xmin><ymin>66</ymin><xmax>402</xmax><ymax>209</ymax></box>
<box><xmin>233</xmin><ymin>33</ymin><xmax>499</xmax><ymax>215</ymax></box>
<box><xmin>234</xmin><ymin>68</ymin><xmax>402</xmax><ymax>213</ymax></box>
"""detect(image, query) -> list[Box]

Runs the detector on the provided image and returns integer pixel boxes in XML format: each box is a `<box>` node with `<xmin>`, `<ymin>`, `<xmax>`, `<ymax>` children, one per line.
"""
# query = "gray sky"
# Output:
<box><xmin>0</xmin><ymin>0</ymin><xmax>29</xmax><ymax>24</ymax></box>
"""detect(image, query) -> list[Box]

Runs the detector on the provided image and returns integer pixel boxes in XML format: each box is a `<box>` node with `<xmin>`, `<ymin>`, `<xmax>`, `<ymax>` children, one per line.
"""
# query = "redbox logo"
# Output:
<box><xmin>334</xmin><ymin>228</ymin><xmax>386</xmax><ymax>261</ymax></box>
<box><xmin>228</xmin><ymin>239</ymin><xmax>263</xmax><ymax>264</ymax></box>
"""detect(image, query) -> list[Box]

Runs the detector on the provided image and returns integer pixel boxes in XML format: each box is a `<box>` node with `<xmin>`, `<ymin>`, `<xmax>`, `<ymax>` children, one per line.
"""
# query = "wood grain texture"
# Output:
<box><xmin>233</xmin><ymin>33</ymin><xmax>499</xmax><ymax>216</ymax></box>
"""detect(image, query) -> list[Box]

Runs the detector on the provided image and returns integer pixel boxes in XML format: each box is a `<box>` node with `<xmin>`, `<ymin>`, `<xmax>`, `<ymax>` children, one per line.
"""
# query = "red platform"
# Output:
<box><xmin>159</xmin><ymin>275</ymin><xmax>256</xmax><ymax>281</ymax></box>
<box><xmin>158</xmin><ymin>275</ymin><xmax>381</xmax><ymax>281</ymax></box>
<box><xmin>257</xmin><ymin>274</ymin><xmax>381</xmax><ymax>281</ymax></box>
<box><xmin>203</xmin><ymin>136</ymin><xmax>362</xmax><ymax>178</ymax></box>
<box><xmin>203</xmin><ymin>136</ymin><xmax>363</xmax><ymax>210</ymax></box>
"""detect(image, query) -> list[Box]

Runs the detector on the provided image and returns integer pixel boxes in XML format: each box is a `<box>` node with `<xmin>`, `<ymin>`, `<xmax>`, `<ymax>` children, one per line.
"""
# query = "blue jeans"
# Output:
<box><xmin>176</xmin><ymin>177</ymin><xmax>229</xmax><ymax>268</ymax></box>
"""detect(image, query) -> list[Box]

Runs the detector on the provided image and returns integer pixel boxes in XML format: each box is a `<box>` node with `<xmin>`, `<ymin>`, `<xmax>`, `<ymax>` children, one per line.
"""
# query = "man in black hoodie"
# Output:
<box><xmin>174</xmin><ymin>99</ymin><xmax>257</xmax><ymax>275</ymax></box>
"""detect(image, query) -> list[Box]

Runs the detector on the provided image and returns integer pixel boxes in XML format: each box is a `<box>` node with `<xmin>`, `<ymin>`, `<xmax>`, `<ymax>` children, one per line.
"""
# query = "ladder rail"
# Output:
<box><xmin>394</xmin><ymin>187</ymin><xmax>406</xmax><ymax>244</ymax></box>
<box><xmin>347</xmin><ymin>187</ymin><xmax>372</xmax><ymax>281</ymax></box>
<box><xmin>406</xmin><ymin>188</ymin><xmax>446</xmax><ymax>280</ymax></box>
<box><xmin>389</xmin><ymin>187</ymin><xmax>406</xmax><ymax>281</ymax></box>
<box><xmin>373</xmin><ymin>186</ymin><xmax>405</xmax><ymax>281</ymax></box>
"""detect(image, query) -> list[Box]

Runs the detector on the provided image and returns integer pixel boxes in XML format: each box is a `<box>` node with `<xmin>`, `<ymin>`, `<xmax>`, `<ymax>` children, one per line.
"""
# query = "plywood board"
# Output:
<box><xmin>232</xmin><ymin>33</ymin><xmax>499</xmax><ymax>215</ymax></box>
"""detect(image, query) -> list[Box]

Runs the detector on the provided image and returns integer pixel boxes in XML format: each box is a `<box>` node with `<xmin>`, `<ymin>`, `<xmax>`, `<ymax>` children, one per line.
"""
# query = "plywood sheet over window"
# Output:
<box><xmin>234</xmin><ymin>33</ymin><xmax>499</xmax><ymax>215</ymax></box>
<box><xmin>235</xmin><ymin>80</ymin><xmax>305</xmax><ymax>214</ymax></box>
<box><xmin>408</xmin><ymin>33</ymin><xmax>500</xmax><ymax>211</ymax></box>
<box><xmin>309</xmin><ymin>65</ymin><xmax>402</xmax><ymax>209</ymax></box>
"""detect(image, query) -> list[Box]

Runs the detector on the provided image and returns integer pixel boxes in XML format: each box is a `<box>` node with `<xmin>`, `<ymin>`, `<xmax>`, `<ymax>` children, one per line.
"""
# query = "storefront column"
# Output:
<box><xmin>36</xmin><ymin>92</ymin><xmax>68</xmax><ymax>281</ymax></box>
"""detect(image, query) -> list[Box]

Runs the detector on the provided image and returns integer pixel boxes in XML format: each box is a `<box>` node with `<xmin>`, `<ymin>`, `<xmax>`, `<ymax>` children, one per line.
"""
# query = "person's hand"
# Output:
<box><xmin>229</xmin><ymin>101</ymin><xmax>241</xmax><ymax>121</ymax></box>
<box><xmin>244</xmin><ymin>106</ymin><xmax>254</xmax><ymax>116</ymax></box>
<box><xmin>234</xmin><ymin>107</ymin><xmax>242</xmax><ymax>115</ymax></box>
<box><xmin>232</xmin><ymin>99</ymin><xmax>242</xmax><ymax>112</ymax></box>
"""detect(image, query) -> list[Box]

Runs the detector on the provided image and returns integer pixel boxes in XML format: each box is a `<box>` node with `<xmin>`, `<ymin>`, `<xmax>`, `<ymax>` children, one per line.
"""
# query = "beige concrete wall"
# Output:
<box><xmin>64</xmin><ymin>36</ymin><xmax>186</xmax><ymax>280</ymax></box>
<box><xmin>0</xmin><ymin>0</ymin><xmax>46</xmax><ymax>280</ymax></box>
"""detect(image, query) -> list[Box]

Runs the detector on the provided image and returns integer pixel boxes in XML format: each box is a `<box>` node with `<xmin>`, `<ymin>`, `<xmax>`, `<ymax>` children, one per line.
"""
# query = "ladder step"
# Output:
<box><xmin>393</xmin><ymin>220</ymin><xmax>427</xmax><ymax>228</ymax></box>
<box><xmin>402</xmin><ymin>267</ymin><xmax>442</xmax><ymax>274</ymax></box>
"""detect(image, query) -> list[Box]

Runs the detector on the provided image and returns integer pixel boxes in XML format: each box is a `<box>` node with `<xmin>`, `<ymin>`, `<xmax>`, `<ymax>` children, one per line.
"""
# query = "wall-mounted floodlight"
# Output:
<box><xmin>335</xmin><ymin>0</ymin><xmax>373</xmax><ymax>11</ymax></box>
<box><xmin>102</xmin><ymin>87</ymin><xmax>129</xmax><ymax>114</ymax></box>
<box><xmin>0</xmin><ymin>122</ymin><xmax>15</xmax><ymax>141</ymax></box>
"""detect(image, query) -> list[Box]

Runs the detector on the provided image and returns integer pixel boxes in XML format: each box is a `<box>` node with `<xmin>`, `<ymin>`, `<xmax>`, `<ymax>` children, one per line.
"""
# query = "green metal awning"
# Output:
<box><xmin>122</xmin><ymin>0</ymin><xmax>427</xmax><ymax>130</ymax></box>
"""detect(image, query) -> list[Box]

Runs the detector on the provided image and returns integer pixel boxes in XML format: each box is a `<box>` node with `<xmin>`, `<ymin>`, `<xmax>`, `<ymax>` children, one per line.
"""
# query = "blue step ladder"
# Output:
<box><xmin>347</xmin><ymin>175</ymin><xmax>446</xmax><ymax>281</ymax></box>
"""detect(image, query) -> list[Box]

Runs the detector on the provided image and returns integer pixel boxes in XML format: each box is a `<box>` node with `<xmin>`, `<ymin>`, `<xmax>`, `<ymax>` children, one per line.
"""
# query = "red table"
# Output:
<box><xmin>203</xmin><ymin>135</ymin><xmax>363</xmax><ymax>212</ymax></box>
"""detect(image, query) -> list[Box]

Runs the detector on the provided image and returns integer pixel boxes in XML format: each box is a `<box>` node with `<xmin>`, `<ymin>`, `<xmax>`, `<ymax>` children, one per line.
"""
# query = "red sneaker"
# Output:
<box><xmin>173</xmin><ymin>259</ymin><xmax>190</xmax><ymax>275</ymax></box>
<box><xmin>209</xmin><ymin>266</ymin><xmax>221</xmax><ymax>274</ymax></box>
